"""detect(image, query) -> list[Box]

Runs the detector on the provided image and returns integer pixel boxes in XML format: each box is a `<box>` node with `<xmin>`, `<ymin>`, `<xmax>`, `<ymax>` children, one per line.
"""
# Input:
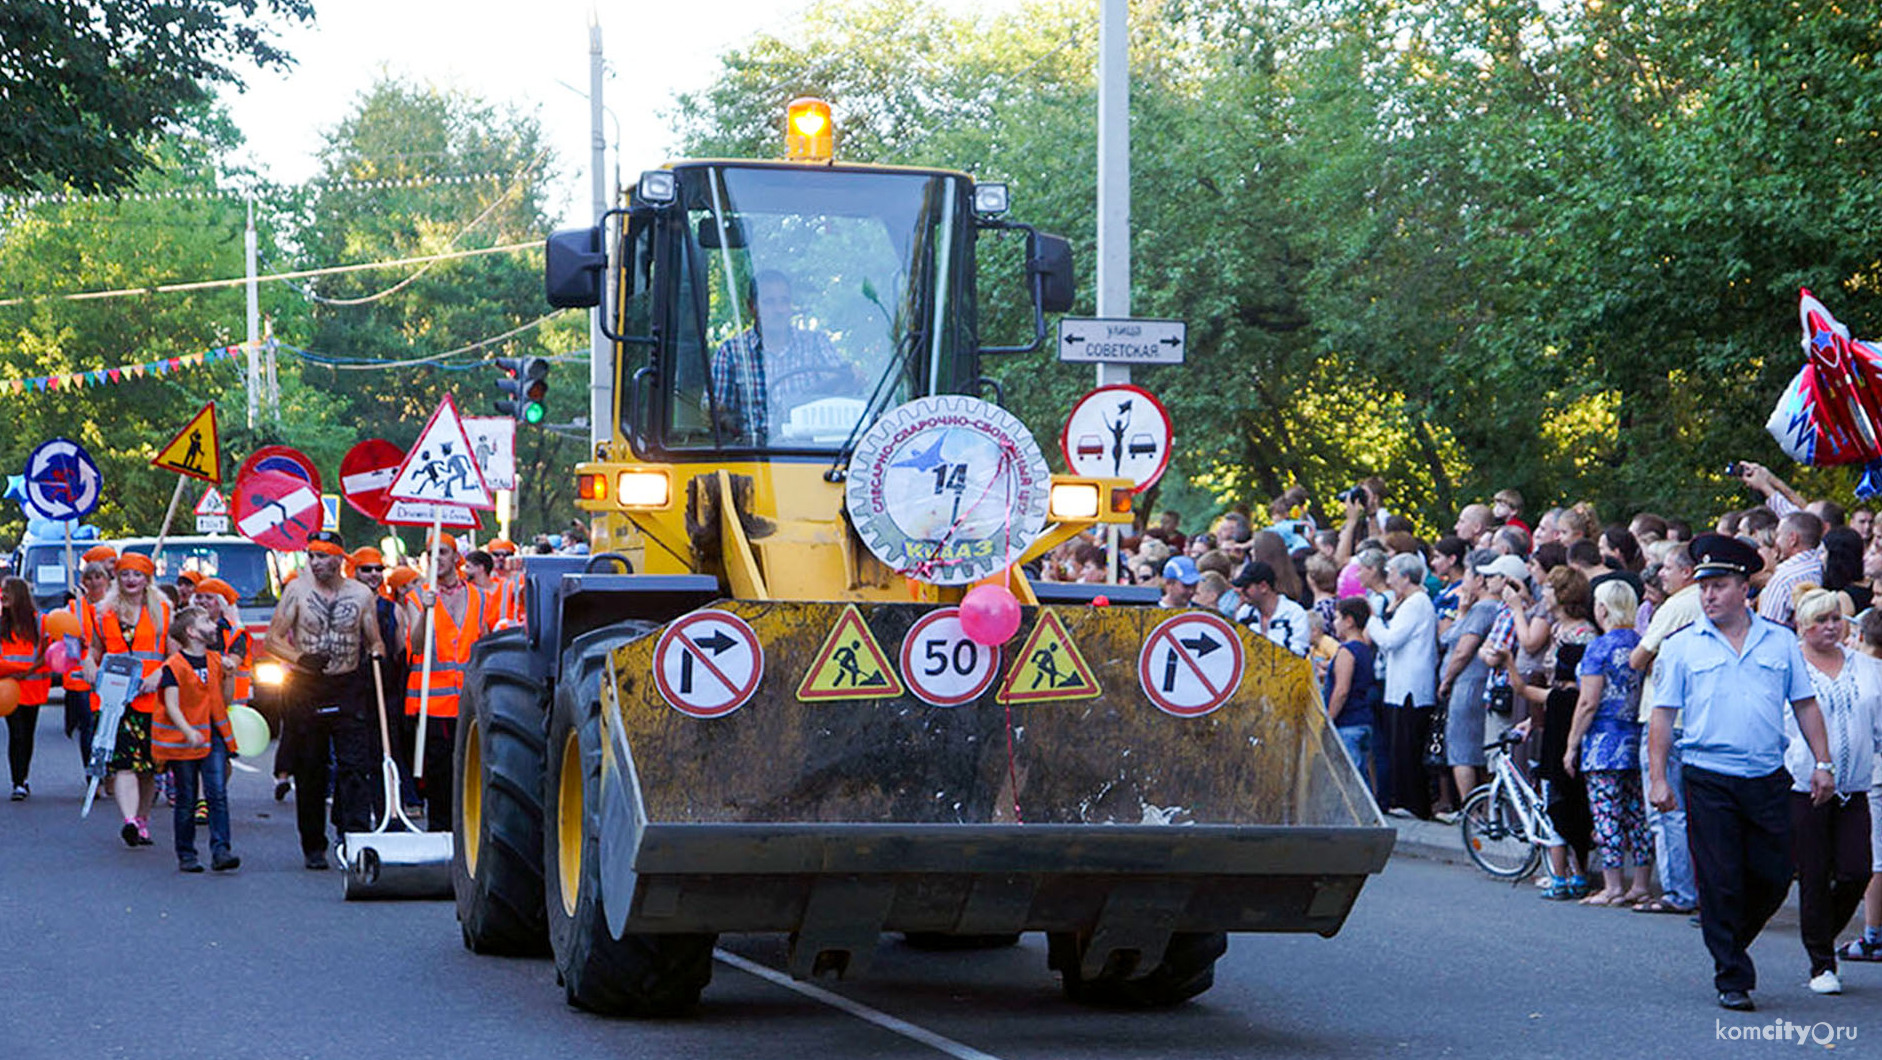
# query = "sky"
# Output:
<box><xmin>217</xmin><ymin>0</ymin><xmax>1022</xmax><ymax>226</ymax></box>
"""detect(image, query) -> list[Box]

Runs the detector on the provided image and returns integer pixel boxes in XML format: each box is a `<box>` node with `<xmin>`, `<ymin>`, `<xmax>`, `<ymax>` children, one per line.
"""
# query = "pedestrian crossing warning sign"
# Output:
<box><xmin>797</xmin><ymin>605</ymin><xmax>905</xmax><ymax>701</ymax></box>
<box><xmin>995</xmin><ymin>611</ymin><xmax>1101</xmax><ymax>704</ymax></box>
<box><xmin>151</xmin><ymin>402</ymin><xmax>221</xmax><ymax>484</ymax></box>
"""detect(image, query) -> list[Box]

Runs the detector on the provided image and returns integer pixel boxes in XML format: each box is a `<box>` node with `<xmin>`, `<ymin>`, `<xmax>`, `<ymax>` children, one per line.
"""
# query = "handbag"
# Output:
<box><xmin>1487</xmin><ymin>684</ymin><xmax>1515</xmax><ymax>717</ymax></box>
<box><xmin>1423</xmin><ymin>704</ymin><xmax>1448</xmax><ymax>767</ymax></box>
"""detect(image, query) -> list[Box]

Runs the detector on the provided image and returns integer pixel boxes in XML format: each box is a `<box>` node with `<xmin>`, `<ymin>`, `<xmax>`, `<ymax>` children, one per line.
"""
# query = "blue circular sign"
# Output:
<box><xmin>23</xmin><ymin>438</ymin><xmax>102</xmax><ymax>521</ymax></box>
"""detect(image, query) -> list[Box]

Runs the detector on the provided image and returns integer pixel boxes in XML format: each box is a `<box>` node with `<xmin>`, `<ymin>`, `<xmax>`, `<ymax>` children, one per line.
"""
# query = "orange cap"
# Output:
<box><xmin>307</xmin><ymin>540</ymin><xmax>346</xmax><ymax>557</ymax></box>
<box><xmin>194</xmin><ymin>578</ymin><xmax>238</xmax><ymax>604</ymax></box>
<box><xmin>386</xmin><ymin>567</ymin><xmax>421</xmax><ymax>591</ymax></box>
<box><xmin>487</xmin><ymin>538</ymin><xmax>517</xmax><ymax>554</ymax></box>
<box><xmin>176</xmin><ymin>569</ymin><xmax>203</xmax><ymax>585</ymax></box>
<box><xmin>346</xmin><ymin>547</ymin><xmax>384</xmax><ymax>575</ymax></box>
<box><xmin>427</xmin><ymin>532</ymin><xmax>459</xmax><ymax>553</ymax></box>
<box><xmin>82</xmin><ymin>545</ymin><xmax>117</xmax><ymax>563</ymax></box>
<box><xmin>116</xmin><ymin>554</ymin><xmax>156</xmax><ymax>576</ymax></box>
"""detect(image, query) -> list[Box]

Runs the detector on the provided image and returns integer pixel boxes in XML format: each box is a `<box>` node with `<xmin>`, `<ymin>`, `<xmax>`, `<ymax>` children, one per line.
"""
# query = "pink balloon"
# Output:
<box><xmin>1337</xmin><ymin>561</ymin><xmax>1366</xmax><ymax>599</ymax></box>
<box><xmin>46</xmin><ymin>641</ymin><xmax>71</xmax><ymax>675</ymax></box>
<box><xmin>959</xmin><ymin>584</ymin><xmax>1021</xmax><ymax>646</ymax></box>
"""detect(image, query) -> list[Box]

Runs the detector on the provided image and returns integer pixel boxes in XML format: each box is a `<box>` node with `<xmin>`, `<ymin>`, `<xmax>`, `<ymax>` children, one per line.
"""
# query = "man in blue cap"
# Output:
<box><xmin>1159</xmin><ymin>555</ymin><xmax>1201</xmax><ymax>608</ymax></box>
<box><xmin>1648</xmin><ymin>533</ymin><xmax>1837</xmax><ymax>1012</ymax></box>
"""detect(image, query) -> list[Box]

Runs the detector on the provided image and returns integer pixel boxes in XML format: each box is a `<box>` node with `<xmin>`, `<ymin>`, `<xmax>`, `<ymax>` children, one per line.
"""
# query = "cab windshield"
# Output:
<box><xmin>662</xmin><ymin>165</ymin><xmax>964</xmax><ymax>453</ymax></box>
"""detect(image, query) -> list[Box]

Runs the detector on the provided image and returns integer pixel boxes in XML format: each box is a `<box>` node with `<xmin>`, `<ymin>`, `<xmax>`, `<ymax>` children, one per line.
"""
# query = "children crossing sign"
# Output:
<box><xmin>387</xmin><ymin>395</ymin><xmax>494</xmax><ymax>510</ymax></box>
<box><xmin>796</xmin><ymin>606</ymin><xmax>905</xmax><ymax>701</ymax></box>
<box><xmin>151</xmin><ymin>402</ymin><xmax>221</xmax><ymax>484</ymax></box>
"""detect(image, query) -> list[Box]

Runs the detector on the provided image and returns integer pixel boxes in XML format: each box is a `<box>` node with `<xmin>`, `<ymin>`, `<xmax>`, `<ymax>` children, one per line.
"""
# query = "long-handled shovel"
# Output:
<box><xmin>339</xmin><ymin>655</ymin><xmax>453</xmax><ymax>900</ymax></box>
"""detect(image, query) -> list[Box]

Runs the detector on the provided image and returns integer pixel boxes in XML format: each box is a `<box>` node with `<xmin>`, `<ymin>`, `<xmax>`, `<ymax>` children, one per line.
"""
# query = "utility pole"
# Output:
<box><xmin>1097</xmin><ymin>0</ymin><xmax>1131</xmax><ymax>580</ymax></box>
<box><xmin>245</xmin><ymin>198</ymin><xmax>261</xmax><ymax>429</ymax></box>
<box><xmin>1096</xmin><ymin>0</ymin><xmax>1131</xmax><ymax>390</ymax></box>
<box><xmin>588</xmin><ymin>12</ymin><xmax>611</xmax><ymax>452</ymax></box>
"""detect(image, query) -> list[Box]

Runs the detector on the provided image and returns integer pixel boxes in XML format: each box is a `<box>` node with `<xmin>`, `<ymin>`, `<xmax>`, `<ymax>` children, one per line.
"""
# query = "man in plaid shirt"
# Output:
<box><xmin>708</xmin><ymin>271</ymin><xmax>857</xmax><ymax>443</ymax></box>
<box><xmin>1754</xmin><ymin>511</ymin><xmax>1823</xmax><ymax>627</ymax></box>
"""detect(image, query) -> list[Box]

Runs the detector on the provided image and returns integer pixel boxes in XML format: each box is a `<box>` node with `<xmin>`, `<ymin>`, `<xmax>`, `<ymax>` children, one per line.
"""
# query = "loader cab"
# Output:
<box><xmin>548</xmin><ymin>158</ymin><xmax>1073</xmax><ymax>466</ymax></box>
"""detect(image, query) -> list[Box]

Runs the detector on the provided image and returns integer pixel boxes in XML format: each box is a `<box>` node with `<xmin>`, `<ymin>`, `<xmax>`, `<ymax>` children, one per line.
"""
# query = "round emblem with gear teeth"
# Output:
<box><xmin>844</xmin><ymin>396</ymin><xmax>1051</xmax><ymax>586</ymax></box>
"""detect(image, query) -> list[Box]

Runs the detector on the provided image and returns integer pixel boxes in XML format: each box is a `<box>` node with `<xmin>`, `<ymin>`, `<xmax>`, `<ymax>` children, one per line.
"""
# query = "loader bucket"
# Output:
<box><xmin>594</xmin><ymin>601</ymin><xmax>1392</xmax><ymax>979</ymax></box>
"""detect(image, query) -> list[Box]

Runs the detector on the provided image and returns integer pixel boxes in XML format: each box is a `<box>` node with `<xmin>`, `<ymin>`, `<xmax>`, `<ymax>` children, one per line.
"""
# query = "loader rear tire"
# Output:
<box><xmin>544</xmin><ymin>630</ymin><xmax>715</xmax><ymax>1016</ymax></box>
<box><xmin>1048</xmin><ymin>930</ymin><xmax>1226</xmax><ymax>1008</ymax></box>
<box><xmin>454</xmin><ymin>630</ymin><xmax>551</xmax><ymax>956</ymax></box>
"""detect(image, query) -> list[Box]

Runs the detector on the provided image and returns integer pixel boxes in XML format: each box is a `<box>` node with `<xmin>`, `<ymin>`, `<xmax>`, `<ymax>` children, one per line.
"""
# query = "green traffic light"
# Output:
<box><xmin>524</xmin><ymin>402</ymin><xmax>546</xmax><ymax>425</ymax></box>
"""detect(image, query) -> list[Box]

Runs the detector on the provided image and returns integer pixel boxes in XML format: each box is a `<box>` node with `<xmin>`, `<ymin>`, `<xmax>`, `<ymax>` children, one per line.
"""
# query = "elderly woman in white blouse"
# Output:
<box><xmin>1787</xmin><ymin>588</ymin><xmax>1882</xmax><ymax>995</ymax></box>
<box><xmin>1367</xmin><ymin>551</ymin><xmax>1439</xmax><ymax>820</ymax></box>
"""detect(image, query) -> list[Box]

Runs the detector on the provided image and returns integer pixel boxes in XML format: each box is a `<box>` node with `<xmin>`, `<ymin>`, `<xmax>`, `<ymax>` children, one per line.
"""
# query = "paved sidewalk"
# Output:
<box><xmin>1384</xmin><ymin>812</ymin><xmax>1806</xmax><ymax>921</ymax></box>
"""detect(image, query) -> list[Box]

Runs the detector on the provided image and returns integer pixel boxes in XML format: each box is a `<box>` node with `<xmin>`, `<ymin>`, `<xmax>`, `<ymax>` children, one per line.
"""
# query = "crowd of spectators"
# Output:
<box><xmin>1042</xmin><ymin>464</ymin><xmax>1882</xmax><ymax>989</ymax></box>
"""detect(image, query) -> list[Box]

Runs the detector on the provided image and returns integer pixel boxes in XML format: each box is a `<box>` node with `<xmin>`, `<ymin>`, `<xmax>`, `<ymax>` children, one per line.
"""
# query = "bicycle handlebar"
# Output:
<box><xmin>1484</xmin><ymin>731</ymin><xmax>1527</xmax><ymax>752</ymax></box>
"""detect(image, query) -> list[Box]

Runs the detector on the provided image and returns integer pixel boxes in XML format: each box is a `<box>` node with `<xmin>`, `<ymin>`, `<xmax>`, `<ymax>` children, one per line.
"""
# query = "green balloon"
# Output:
<box><xmin>226</xmin><ymin>704</ymin><xmax>271</xmax><ymax>759</ymax></box>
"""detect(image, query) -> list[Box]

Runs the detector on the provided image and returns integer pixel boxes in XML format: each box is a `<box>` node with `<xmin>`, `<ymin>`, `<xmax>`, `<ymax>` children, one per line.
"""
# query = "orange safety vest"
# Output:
<box><xmin>151</xmin><ymin>654</ymin><xmax>233</xmax><ymax>763</ymax></box>
<box><xmin>63</xmin><ymin>598</ymin><xmax>100</xmax><ymax>694</ymax></box>
<box><xmin>404</xmin><ymin>586</ymin><xmax>483</xmax><ymax>719</ymax></box>
<box><xmin>99</xmin><ymin>599</ymin><xmax>173</xmax><ymax>714</ymax></box>
<box><xmin>218</xmin><ymin>621</ymin><xmax>254</xmax><ymax>706</ymax></box>
<box><xmin>0</xmin><ymin>618</ymin><xmax>49</xmax><ymax>706</ymax></box>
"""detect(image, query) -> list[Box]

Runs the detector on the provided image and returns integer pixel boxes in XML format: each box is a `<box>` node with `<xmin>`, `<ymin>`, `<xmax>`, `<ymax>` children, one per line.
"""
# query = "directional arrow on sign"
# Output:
<box><xmin>1179</xmin><ymin>632</ymin><xmax>1221</xmax><ymax>657</ymax></box>
<box><xmin>695</xmin><ymin>630</ymin><xmax>737</xmax><ymax>656</ymax></box>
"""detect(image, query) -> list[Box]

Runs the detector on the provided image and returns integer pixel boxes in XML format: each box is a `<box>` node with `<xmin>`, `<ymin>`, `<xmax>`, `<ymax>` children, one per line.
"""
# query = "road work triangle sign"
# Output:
<box><xmin>797</xmin><ymin>605</ymin><xmax>905</xmax><ymax>701</ymax></box>
<box><xmin>151</xmin><ymin>402</ymin><xmax>222</xmax><ymax>484</ymax></box>
<box><xmin>995</xmin><ymin>610</ymin><xmax>1101</xmax><ymax>704</ymax></box>
<box><xmin>387</xmin><ymin>394</ymin><xmax>494</xmax><ymax>510</ymax></box>
<box><xmin>193</xmin><ymin>486</ymin><xmax>227</xmax><ymax>516</ymax></box>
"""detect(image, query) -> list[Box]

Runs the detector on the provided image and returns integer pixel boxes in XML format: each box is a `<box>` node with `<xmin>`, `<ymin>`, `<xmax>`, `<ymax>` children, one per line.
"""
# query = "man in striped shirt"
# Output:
<box><xmin>1756</xmin><ymin>511</ymin><xmax>1823</xmax><ymax>628</ymax></box>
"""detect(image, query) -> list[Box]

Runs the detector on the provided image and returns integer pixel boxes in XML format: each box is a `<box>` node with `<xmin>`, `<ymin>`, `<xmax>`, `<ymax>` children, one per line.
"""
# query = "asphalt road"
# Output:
<box><xmin>1</xmin><ymin>706</ymin><xmax>1873</xmax><ymax>1060</ymax></box>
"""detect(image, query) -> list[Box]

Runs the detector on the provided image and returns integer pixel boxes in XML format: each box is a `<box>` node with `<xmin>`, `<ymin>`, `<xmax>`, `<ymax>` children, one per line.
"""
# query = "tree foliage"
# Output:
<box><xmin>0</xmin><ymin>0</ymin><xmax>315</xmax><ymax>193</ymax></box>
<box><xmin>671</xmin><ymin>0</ymin><xmax>1882</xmax><ymax>530</ymax></box>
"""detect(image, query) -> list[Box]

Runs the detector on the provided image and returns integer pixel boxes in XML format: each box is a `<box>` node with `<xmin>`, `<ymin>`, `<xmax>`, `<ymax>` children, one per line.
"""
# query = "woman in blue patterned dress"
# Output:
<box><xmin>1565</xmin><ymin>579</ymin><xmax>1652</xmax><ymax>906</ymax></box>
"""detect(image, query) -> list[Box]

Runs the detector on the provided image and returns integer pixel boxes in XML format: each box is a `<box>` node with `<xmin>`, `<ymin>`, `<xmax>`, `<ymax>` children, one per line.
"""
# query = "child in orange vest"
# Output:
<box><xmin>153</xmin><ymin>607</ymin><xmax>239</xmax><ymax>873</ymax></box>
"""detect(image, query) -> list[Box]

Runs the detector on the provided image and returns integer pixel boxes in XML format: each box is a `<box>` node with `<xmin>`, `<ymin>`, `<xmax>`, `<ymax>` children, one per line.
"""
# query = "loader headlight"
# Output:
<box><xmin>1049</xmin><ymin>482</ymin><xmax>1102</xmax><ymax>521</ymax></box>
<box><xmin>616</xmin><ymin>470</ymin><xmax>670</xmax><ymax>508</ymax></box>
<box><xmin>255</xmin><ymin>661</ymin><xmax>286</xmax><ymax>688</ymax></box>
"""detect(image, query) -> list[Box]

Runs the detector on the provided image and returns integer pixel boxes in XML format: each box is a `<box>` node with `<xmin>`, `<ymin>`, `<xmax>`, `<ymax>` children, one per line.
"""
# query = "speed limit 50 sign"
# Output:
<box><xmin>898</xmin><ymin>608</ymin><xmax>1000</xmax><ymax>707</ymax></box>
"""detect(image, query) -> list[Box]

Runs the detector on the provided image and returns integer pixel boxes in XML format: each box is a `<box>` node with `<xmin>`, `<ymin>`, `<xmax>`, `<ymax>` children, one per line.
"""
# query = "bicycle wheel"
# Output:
<box><xmin>1461</xmin><ymin>787</ymin><xmax>1541</xmax><ymax>880</ymax></box>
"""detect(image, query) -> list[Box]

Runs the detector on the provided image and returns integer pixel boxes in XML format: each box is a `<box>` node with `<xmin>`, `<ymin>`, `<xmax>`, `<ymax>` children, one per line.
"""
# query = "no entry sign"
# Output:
<box><xmin>339</xmin><ymin>438</ymin><xmax>404</xmax><ymax>521</ymax></box>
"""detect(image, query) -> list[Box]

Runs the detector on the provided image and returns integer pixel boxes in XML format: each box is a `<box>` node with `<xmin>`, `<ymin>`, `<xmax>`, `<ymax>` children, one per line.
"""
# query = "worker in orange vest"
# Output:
<box><xmin>0</xmin><ymin>577</ymin><xmax>51</xmax><ymax>800</ymax></box>
<box><xmin>405</xmin><ymin>533</ymin><xmax>487</xmax><ymax>832</ymax></box>
<box><xmin>82</xmin><ymin>553</ymin><xmax>173</xmax><ymax>848</ymax></box>
<box><xmin>62</xmin><ymin>546</ymin><xmax>116</xmax><ymax>769</ymax></box>
<box><xmin>486</xmin><ymin>538</ymin><xmax>525</xmax><ymax>628</ymax></box>
<box><xmin>152</xmin><ymin>606</ymin><xmax>240</xmax><ymax>873</ymax></box>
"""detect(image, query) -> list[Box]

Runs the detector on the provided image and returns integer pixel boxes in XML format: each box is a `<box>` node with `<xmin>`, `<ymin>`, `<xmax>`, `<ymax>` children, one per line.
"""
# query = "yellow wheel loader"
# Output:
<box><xmin>451</xmin><ymin>100</ymin><xmax>1392</xmax><ymax>1016</ymax></box>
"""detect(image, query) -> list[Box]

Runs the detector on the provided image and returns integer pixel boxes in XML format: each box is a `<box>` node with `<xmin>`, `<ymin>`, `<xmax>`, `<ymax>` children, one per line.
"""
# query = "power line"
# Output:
<box><xmin>0</xmin><ymin>241</ymin><xmax>540</xmax><ymax>308</ymax></box>
<box><xmin>277</xmin><ymin>311</ymin><xmax>577</xmax><ymax>370</ymax></box>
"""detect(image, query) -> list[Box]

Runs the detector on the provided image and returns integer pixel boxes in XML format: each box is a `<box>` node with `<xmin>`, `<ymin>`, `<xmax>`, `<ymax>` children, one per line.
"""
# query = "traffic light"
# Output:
<box><xmin>494</xmin><ymin>356</ymin><xmax>550</xmax><ymax>425</ymax></box>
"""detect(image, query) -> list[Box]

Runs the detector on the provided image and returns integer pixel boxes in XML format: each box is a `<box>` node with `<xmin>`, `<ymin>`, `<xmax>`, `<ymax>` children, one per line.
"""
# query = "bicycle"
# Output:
<box><xmin>1459</xmin><ymin>731</ymin><xmax>1562</xmax><ymax>880</ymax></box>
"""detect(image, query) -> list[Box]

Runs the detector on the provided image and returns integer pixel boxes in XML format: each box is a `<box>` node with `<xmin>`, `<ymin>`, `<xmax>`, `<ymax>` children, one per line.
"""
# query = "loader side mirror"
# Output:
<box><xmin>1030</xmin><ymin>233</ymin><xmax>1075</xmax><ymax>314</ymax></box>
<box><xmin>696</xmin><ymin>216</ymin><xmax>746</xmax><ymax>249</ymax></box>
<box><xmin>545</xmin><ymin>226</ymin><xmax>606</xmax><ymax>309</ymax></box>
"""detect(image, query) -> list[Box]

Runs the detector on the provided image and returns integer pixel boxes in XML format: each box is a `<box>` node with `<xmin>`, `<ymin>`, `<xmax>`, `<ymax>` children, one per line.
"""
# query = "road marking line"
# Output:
<box><xmin>713</xmin><ymin>949</ymin><xmax>1006</xmax><ymax>1060</ymax></box>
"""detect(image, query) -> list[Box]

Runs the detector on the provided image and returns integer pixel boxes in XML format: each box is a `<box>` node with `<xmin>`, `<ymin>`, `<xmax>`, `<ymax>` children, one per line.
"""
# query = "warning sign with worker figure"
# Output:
<box><xmin>151</xmin><ymin>402</ymin><xmax>222</xmax><ymax>484</ymax></box>
<box><xmin>845</xmin><ymin>396</ymin><xmax>1050</xmax><ymax>587</ymax></box>
<box><xmin>796</xmin><ymin>605</ymin><xmax>905</xmax><ymax>701</ymax></box>
<box><xmin>995</xmin><ymin>611</ymin><xmax>1101</xmax><ymax>704</ymax></box>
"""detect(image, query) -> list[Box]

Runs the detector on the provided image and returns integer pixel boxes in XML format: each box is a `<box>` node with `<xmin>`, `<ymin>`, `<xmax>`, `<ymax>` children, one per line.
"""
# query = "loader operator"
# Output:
<box><xmin>707</xmin><ymin>269</ymin><xmax>860</xmax><ymax>444</ymax></box>
<box><xmin>264</xmin><ymin>530</ymin><xmax>388</xmax><ymax>871</ymax></box>
<box><xmin>406</xmin><ymin>533</ymin><xmax>488</xmax><ymax>832</ymax></box>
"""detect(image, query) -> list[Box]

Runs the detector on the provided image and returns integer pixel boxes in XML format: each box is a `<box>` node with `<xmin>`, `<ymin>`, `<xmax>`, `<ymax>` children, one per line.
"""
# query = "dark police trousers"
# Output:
<box><xmin>1684</xmin><ymin>765</ymin><xmax>1793</xmax><ymax>993</ymax></box>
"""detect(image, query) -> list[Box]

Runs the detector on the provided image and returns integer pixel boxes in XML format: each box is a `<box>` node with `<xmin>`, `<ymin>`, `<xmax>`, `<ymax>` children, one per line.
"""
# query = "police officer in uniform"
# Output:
<box><xmin>1648</xmin><ymin>534</ymin><xmax>1838</xmax><ymax>1012</ymax></box>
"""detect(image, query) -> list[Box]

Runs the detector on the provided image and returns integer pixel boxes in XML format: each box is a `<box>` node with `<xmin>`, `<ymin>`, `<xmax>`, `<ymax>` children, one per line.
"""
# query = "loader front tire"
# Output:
<box><xmin>1048</xmin><ymin>930</ymin><xmax>1226</xmax><ymax>1008</ymax></box>
<box><xmin>544</xmin><ymin>633</ymin><xmax>714</xmax><ymax>1016</ymax></box>
<box><xmin>454</xmin><ymin>629</ymin><xmax>551</xmax><ymax>956</ymax></box>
